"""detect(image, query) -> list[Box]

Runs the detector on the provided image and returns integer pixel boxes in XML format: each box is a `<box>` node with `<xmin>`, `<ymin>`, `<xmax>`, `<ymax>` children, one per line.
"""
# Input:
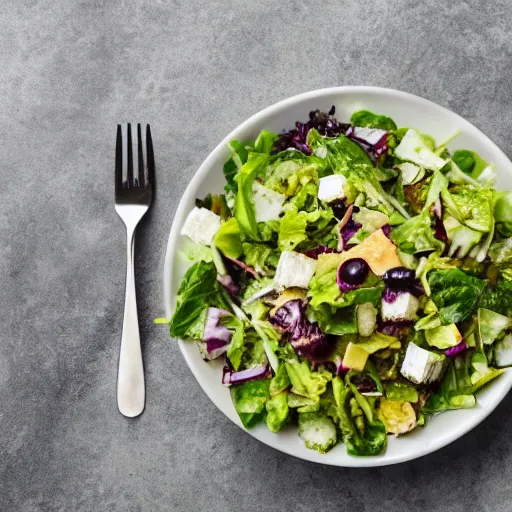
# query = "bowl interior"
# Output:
<box><xmin>164</xmin><ymin>86</ymin><xmax>512</xmax><ymax>467</ymax></box>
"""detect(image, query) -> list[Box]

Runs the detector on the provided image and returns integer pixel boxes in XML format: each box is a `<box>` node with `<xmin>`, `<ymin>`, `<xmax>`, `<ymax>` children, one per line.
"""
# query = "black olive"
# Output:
<box><xmin>338</xmin><ymin>258</ymin><xmax>369</xmax><ymax>287</ymax></box>
<box><xmin>382</xmin><ymin>266</ymin><xmax>423</xmax><ymax>296</ymax></box>
<box><xmin>383</xmin><ymin>266</ymin><xmax>415</xmax><ymax>283</ymax></box>
<box><xmin>330</xmin><ymin>199</ymin><xmax>347</xmax><ymax>220</ymax></box>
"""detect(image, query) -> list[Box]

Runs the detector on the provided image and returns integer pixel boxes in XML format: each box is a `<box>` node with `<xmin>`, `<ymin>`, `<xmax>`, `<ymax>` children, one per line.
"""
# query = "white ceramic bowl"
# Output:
<box><xmin>163</xmin><ymin>86</ymin><xmax>512</xmax><ymax>467</ymax></box>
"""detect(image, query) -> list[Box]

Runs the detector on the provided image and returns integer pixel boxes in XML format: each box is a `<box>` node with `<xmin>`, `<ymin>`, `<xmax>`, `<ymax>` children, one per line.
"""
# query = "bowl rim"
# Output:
<box><xmin>163</xmin><ymin>85</ymin><xmax>512</xmax><ymax>467</ymax></box>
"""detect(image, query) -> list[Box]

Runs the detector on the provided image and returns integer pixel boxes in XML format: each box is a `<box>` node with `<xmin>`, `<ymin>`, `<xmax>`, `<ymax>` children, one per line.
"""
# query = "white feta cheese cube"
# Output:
<box><xmin>381</xmin><ymin>292</ymin><xmax>419</xmax><ymax>322</ymax></box>
<box><xmin>180</xmin><ymin>207</ymin><xmax>221</xmax><ymax>246</ymax></box>
<box><xmin>318</xmin><ymin>174</ymin><xmax>346</xmax><ymax>202</ymax></box>
<box><xmin>401</xmin><ymin>342</ymin><xmax>447</xmax><ymax>384</ymax></box>
<box><xmin>274</xmin><ymin>251</ymin><xmax>317</xmax><ymax>290</ymax></box>
<box><xmin>252</xmin><ymin>182</ymin><xmax>286</xmax><ymax>223</ymax></box>
<box><xmin>394</xmin><ymin>129</ymin><xmax>446</xmax><ymax>170</ymax></box>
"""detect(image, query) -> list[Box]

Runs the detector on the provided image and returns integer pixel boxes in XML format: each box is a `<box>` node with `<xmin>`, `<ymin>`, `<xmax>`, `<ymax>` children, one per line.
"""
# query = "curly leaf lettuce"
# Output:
<box><xmin>285</xmin><ymin>360</ymin><xmax>332</xmax><ymax>402</ymax></box>
<box><xmin>390</xmin><ymin>210</ymin><xmax>443</xmax><ymax>254</ymax></box>
<box><xmin>278</xmin><ymin>207</ymin><xmax>334</xmax><ymax>252</ymax></box>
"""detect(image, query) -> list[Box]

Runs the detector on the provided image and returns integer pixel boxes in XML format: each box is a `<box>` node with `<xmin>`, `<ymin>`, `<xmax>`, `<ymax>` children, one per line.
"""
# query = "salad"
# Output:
<box><xmin>167</xmin><ymin>106</ymin><xmax>512</xmax><ymax>456</ymax></box>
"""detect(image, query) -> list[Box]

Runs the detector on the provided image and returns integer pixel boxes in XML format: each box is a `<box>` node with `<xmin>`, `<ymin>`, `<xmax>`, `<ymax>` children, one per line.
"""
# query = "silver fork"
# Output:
<box><xmin>115</xmin><ymin>123</ymin><xmax>154</xmax><ymax>417</ymax></box>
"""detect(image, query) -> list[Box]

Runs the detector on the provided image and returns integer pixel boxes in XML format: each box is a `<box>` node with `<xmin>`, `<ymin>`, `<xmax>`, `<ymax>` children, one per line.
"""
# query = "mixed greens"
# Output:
<box><xmin>168</xmin><ymin>106</ymin><xmax>512</xmax><ymax>456</ymax></box>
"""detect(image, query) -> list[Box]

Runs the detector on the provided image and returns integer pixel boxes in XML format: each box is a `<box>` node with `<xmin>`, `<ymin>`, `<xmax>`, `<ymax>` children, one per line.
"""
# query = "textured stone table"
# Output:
<box><xmin>2</xmin><ymin>1</ymin><xmax>512</xmax><ymax>510</ymax></box>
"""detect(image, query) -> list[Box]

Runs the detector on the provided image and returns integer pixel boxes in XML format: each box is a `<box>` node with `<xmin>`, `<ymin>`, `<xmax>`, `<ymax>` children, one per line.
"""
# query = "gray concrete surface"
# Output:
<box><xmin>2</xmin><ymin>0</ymin><xmax>512</xmax><ymax>510</ymax></box>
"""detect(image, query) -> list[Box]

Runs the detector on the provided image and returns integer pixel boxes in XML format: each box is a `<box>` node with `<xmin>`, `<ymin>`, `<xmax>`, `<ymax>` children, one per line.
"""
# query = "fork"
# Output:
<box><xmin>115</xmin><ymin>123</ymin><xmax>154</xmax><ymax>417</ymax></box>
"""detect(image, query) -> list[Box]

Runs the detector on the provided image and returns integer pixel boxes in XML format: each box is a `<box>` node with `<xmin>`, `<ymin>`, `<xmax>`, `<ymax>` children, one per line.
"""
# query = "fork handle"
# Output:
<box><xmin>117</xmin><ymin>227</ymin><xmax>145</xmax><ymax>417</ymax></box>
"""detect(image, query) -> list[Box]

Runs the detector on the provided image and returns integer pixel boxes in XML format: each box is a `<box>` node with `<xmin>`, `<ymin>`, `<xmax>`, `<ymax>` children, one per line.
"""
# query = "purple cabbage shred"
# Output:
<box><xmin>270</xmin><ymin>299</ymin><xmax>332</xmax><ymax>359</ymax></box>
<box><xmin>445</xmin><ymin>340</ymin><xmax>468</xmax><ymax>358</ymax></box>
<box><xmin>273</xmin><ymin>106</ymin><xmax>349</xmax><ymax>155</ymax></box>
<box><xmin>204</xmin><ymin>308</ymin><xmax>232</xmax><ymax>359</ymax></box>
<box><xmin>301</xmin><ymin>245</ymin><xmax>337</xmax><ymax>259</ymax></box>
<box><xmin>345</xmin><ymin>126</ymin><xmax>388</xmax><ymax>164</ymax></box>
<box><xmin>222</xmin><ymin>364</ymin><xmax>271</xmax><ymax>386</ymax></box>
<box><xmin>378</xmin><ymin>321</ymin><xmax>413</xmax><ymax>339</ymax></box>
<box><xmin>272</xmin><ymin>108</ymin><xmax>390</xmax><ymax>163</ymax></box>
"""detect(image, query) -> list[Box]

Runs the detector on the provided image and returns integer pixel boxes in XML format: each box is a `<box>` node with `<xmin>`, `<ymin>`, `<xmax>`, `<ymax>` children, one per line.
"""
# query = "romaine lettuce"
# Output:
<box><xmin>170</xmin><ymin>262</ymin><xmax>228</xmax><ymax>340</ymax></box>
<box><xmin>234</xmin><ymin>153</ymin><xmax>270</xmax><ymax>241</ymax></box>
<box><xmin>428</xmin><ymin>269</ymin><xmax>486</xmax><ymax>324</ymax></box>
<box><xmin>230</xmin><ymin>379</ymin><xmax>270</xmax><ymax>428</ymax></box>
<box><xmin>350</xmin><ymin>110</ymin><xmax>397</xmax><ymax>131</ymax></box>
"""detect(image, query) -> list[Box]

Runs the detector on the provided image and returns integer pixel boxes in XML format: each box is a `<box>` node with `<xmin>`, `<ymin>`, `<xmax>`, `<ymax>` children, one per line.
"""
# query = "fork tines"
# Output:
<box><xmin>115</xmin><ymin>123</ymin><xmax>154</xmax><ymax>199</ymax></box>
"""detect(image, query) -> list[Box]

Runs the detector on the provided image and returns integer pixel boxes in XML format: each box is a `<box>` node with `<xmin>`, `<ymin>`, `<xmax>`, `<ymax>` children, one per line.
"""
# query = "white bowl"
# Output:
<box><xmin>163</xmin><ymin>86</ymin><xmax>512</xmax><ymax>467</ymax></box>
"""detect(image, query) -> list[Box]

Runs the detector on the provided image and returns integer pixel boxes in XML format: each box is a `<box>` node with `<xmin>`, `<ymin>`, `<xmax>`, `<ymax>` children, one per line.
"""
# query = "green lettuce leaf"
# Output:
<box><xmin>480</xmin><ymin>279</ymin><xmax>512</xmax><ymax>317</ymax></box>
<box><xmin>213</xmin><ymin>217</ymin><xmax>242</xmax><ymax>258</ymax></box>
<box><xmin>170</xmin><ymin>262</ymin><xmax>228</xmax><ymax>340</ymax></box>
<box><xmin>285</xmin><ymin>360</ymin><xmax>332</xmax><ymax>401</ymax></box>
<box><xmin>254</xmin><ymin>130</ymin><xmax>278</xmax><ymax>154</ymax></box>
<box><xmin>452</xmin><ymin>149</ymin><xmax>475</xmax><ymax>174</ymax></box>
<box><xmin>242</xmin><ymin>243</ymin><xmax>278</xmax><ymax>275</ymax></box>
<box><xmin>308</xmin><ymin>303</ymin><xmax>358</xmax><ymax>335</ymax></box>
<box><xmin>241</xmin><ymin>331</ymin><xmax>268</xmax><ymax>368</ymax></box>
<box><xmin>317</xmin><ymin>135</ymin><xmax>395</xmax><ymax>215</ymax></box>
<box><xmin>224</xmin><ymin>140</ymin><xmax>249</xmax><ymax>193</ymax></box>
<box><xmin>263</xmin><ymin>158</ymin><xmax>323</xmax><ymax>197</ymax></box>
<box><xmin>470</xmin><ymin>351</ymin><xmax>504</xmax><ymax>392</ymax></box>
<box><xmin>428</xmin><ymin>268</ymin><xmax>486</xmax><ymax>324</ymax></box>
<box><xmin>288</xmin><ymin>394</ymin><xmax>320</xmax><ymax>413</ymax></box>
<box><xmin>452</xmin><ymin>149</ymin><xmax>489</xmax><ymax>178</ymax></box>
<box><xmin>265</xmin><ymin>393</ymin><xmax>289</xmax><ymax>433</ymax></box>
<box><xmin>489</xmin><ymin>238</ymin><xmax>512</xmax><ymax>281</ymax></box>
<box><xmin>423</xmin><ymin>170</ymin><xmax>448</xmax><ymax>211</ymax></box>
<box><xmin>329</xmin><ymin>374</ymin><xmax>387</xmax><ymax>456</ymax></box>
<box><xmin>278</xmin><ymin>207</ymin><xmax>334</xmax><ymax>251</ymax></box>
<box><xmin>494</xmin><ymin>192</ymin><xmax>512</xmax><ymax>236</ymax></box>
<box><xmin>385</xmin><ymin>382</ymin><xmax>419</xmax><ymax>403</ymax></box>
<box><xmin>478</xmin><ymin>308</ymin><xmax>511</xmax><ymax>346</ymax></box>
<box><xmin>269</xmin><ymin>364</ymin><xmax>290</xmax><ymax>396</ymax></box>
<box><xmin>354</xmin><ymin>332</ymin><xmax>401</xmax><ymax>354</ymax></box>
<box><xmin>390</xmin><ymin>210</ymin><xmax>443</xmax><ymax>254</ymax></box>
<box><xmin>234</xmin><ymin>153</ymin><xmax>270</xmax><ymax>241</ymax></box>
<box><xmin>350</xmin><ymin>110</ymin><xmax>397</xmax><ymax>131</ymax></box>
<box><xmin>443</xmin><ymin>185</ymin><xmax>493</xmax><ymax>233</ymax></box>
<box><xmin>226</xmin><ymin>320</ymin><xmax>245</xmax><ymax>370</ymax></box>
<box><xmin>180</xmin><ymin>241</ymin><xmax>213</xmax><ymax>264</ymax></box>
<box><xmin>278</xmin><ymin>209</ymin><xmax>308</xmax><ymax>251</ymax></box>
<box><xmin>422</xmin><ymin>352</ymin><xmax>476</xmax><ymax>414</ymax></box>
<box><xmin>230</xmin><ymin>379</ymin><xmax>270</xmax><ymax>428</ymax></box>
